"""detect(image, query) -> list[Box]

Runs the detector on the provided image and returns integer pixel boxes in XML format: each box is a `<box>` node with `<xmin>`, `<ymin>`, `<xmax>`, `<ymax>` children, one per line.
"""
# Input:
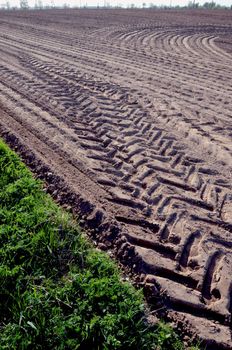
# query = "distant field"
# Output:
<box><xmin>0</xmin><ymin>9</ymin><xmax>231</xmax><ymax>349</ymax></box>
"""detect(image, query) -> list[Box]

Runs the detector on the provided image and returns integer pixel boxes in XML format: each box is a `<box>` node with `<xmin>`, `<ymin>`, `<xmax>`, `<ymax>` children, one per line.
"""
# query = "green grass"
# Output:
<box><xmin>0</xmin><ymin>139</ymin><xmax>200</xmax><ymax>350</ymax></box>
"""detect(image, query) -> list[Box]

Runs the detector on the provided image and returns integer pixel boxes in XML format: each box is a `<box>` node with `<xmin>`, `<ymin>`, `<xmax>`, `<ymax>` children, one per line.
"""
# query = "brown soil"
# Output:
<box><xmin>0</xmin><ymin>8</ymin><xmax>231</xmax><ymax>349</ymax></box>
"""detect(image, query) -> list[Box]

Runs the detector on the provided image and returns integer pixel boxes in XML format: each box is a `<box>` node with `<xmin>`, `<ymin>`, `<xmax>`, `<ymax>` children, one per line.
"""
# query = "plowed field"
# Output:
<box><xmin>0</xmin><ymin>9</ymin><xmax>231</xmax><ymax>349</ymax></box>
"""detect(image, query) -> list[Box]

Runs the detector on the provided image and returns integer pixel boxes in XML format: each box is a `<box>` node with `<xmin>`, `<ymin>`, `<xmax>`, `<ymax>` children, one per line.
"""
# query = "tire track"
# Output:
<box><xmin>0</xmin><ymin>9</ymin><xmax>231</xmax><ymax>348</ymax></box>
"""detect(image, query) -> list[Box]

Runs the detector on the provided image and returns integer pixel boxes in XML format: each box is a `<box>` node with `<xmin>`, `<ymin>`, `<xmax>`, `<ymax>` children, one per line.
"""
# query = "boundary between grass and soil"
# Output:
<box><xmin>0</xmin><ymin>137</ymin><xmax>202</xmax><ymax>349</ymax></box>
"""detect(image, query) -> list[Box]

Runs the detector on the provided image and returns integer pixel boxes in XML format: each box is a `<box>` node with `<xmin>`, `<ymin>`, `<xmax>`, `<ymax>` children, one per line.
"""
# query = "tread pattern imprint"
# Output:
<box><xmin>0</xmin><ymin>9</ymin><xmax>231</xmax><ymax>348</ymax></box>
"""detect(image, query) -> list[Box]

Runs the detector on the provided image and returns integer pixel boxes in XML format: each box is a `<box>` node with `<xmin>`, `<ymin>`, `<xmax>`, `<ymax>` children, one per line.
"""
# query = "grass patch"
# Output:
<box><xmin>0</xmin><ymin>139</ymin><xmax>200</xmax><ymax>349</ymax></box>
